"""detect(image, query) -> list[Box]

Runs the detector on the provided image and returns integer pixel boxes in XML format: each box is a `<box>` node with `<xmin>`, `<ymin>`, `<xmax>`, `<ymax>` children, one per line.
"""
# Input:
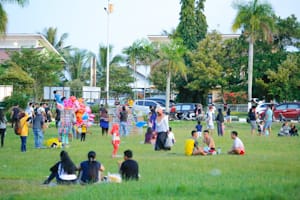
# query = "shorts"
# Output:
<box><xmin>207</xmin><ymin>124</ymin><xmax>214</xmax><ymax>130</ymax></box>
<box><xmin>264</xmin><ymin>121</ymin><xmax>272</xmax><ymax>129</ymax></box>
<box><xmin>240</xmin><ymin>150</ymin><xmax>245</xmax><ymax>155</ymax></box>
<box><xmin>250</xmin><ymin>121</ymin><xmax>256</xmax><ymax>129</ymax></box>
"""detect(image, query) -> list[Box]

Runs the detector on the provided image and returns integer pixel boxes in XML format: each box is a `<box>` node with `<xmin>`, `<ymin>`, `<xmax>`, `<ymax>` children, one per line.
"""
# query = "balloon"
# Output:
<box><xmin>82</xmin><ymin>113</ymin><xmax>89</xmax><ymax>120</ymax></box>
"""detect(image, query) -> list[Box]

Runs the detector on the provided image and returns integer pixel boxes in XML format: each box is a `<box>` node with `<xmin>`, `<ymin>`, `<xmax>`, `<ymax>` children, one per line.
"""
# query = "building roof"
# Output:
<box><xmin>0</xmin><ymin>33</ymin><xmax>66</xmax><ymax>63</ymax></box>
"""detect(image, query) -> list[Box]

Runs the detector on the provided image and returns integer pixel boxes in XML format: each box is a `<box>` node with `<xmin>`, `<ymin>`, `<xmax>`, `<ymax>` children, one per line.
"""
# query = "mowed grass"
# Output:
<box><xmin>0</xmin><ymin>120</ymin><xmax>299</xmax><ymax>200</ymax></box>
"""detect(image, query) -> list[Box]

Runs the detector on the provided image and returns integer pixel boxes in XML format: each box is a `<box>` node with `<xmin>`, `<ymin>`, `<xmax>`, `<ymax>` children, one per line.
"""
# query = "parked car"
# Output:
<box><xmin>132</xmin><ymin>99</ymin><xmax>165</xmax><ymax>115</ymax></box>
<box><xmin>145</xmin><ymin>98</ymin><xmax>175</xmax><ymax>107</ymax></box>
<box><xmin>175</xmin><ymin>103</ymin><xmax>198</xmax><ymax>120</ymax></box>
<box><xmin>273</xmin><ymin>102</ymin><xmax>300</xmax><ymax>121</ymax></box>
<box><xmin>256</xmin><ymin>103</ymin><xmax>278</xmax><ymax>118</ymax></box>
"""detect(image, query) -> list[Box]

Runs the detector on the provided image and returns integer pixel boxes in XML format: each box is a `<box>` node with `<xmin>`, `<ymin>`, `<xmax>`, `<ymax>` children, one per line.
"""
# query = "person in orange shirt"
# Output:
<box><xmin>19</xmin><ymin>111</ymin><xmax>30</xmax><ymax>152</ymax></box>
<box><xmin>110</xmin><ymin>123</ymin><xmax>120</xmax><ymax>158</ymax></box>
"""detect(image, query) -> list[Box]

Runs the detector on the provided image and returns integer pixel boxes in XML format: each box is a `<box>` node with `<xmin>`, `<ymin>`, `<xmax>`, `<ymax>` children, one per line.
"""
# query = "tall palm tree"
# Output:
<box><xmin>157</xmin><ymin>39</ymin><xmax>187</xmax><ymax>112</ymax></box>
<box><xmin>232</xmin><ymin>0</ymin><xmax>275</xmax><ymax>108</ymax></box>
<box><xmin>0</xmin><ymin>0</ymin><xmax>28</xmax><ymax>34</ymax></box>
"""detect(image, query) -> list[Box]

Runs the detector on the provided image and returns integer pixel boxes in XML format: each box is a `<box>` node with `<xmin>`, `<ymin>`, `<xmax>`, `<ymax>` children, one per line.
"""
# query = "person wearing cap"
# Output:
<box><xmin>78</xmin><ymin>151</ymin><xmax>105</xmax><ymax>184</ymax></box>
<box><xmin>154</xmin><ymin>108</ymin><xmax>169</xmax><ymax>151</ymax></box>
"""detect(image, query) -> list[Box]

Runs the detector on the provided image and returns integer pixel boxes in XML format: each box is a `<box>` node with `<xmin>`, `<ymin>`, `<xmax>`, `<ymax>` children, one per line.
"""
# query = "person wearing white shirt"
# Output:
<box><xmin>228</xmin><ymin>131</ymin><xmax>245</xmax><ymax>155</ymax></box>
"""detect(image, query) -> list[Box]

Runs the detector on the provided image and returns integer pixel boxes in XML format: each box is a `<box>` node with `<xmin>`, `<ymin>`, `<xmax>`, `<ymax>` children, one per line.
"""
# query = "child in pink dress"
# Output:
<box><xmin>110</xmin><ymin>123</ymin><xmax>120</xmax><ymax>158</ymax></box>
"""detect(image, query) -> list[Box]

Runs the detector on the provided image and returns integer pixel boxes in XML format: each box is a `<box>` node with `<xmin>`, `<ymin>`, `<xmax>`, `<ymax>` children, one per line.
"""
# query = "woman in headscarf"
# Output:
<box><xmin>154</xmin><ymin>108</ymin><xmax>169</xmax><ymax>151</ymax></box>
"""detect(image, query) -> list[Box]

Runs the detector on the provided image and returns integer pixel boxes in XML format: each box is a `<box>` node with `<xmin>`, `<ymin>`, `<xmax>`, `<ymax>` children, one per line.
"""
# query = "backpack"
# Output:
<box><xmin>14</xmin><ymin>119</ymin><xmax>22</xmax><ymax>135</ymax></box>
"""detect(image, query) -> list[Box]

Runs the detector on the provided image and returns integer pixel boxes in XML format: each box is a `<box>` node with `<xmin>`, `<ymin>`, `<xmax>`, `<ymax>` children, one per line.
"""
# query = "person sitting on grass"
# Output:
<box><xmin>228</xmin><ymin>131</ymin><xmax>245</xmax><ymax>155</ymax></box>
<box><xmin>278</xmin><ymin>121</ymin><xmax>291</xmax><ymax>136</ymax></box>
<box><xmin>289</xmin><ymin>123</ymin><xmax>298</xmax><ymax>136</ymax></box>
<box><xmin>118</xmin><ymin>149</ymin><xmax>139</xmax><ymax>181</ymax></box>
<box><xmin>78</xmin><ymin>151</ymin><xmax>105</xmax><ymax>184</ymax></box>
<box><xmin>185</xmin><ymin>130</ymin><xmax>206</xmax><ymax>156</ymax></box>
<box><xmin>202</xmin><ymin>130</ymin><xmax>216</xmax><ymax>155</ymax></box>
<box><xmin>43</xmin><ymin>150</ymin><xmax>77</xmax><ymax>185</ymax></box>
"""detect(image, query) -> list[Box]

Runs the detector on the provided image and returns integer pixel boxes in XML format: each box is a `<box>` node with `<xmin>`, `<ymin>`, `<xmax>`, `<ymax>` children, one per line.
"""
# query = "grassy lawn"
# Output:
<box><xmin>0</xmin><ymin>120</ymin><xmax>299</xmax><ymax>200</ymax></box>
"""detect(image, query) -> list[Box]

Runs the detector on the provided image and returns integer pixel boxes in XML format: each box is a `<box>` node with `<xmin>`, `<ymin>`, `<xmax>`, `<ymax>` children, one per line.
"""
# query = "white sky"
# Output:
<box><xmin>4</xmin><ymin>0</ymin><xmax>300</xmax><ymax>56</ymax></box>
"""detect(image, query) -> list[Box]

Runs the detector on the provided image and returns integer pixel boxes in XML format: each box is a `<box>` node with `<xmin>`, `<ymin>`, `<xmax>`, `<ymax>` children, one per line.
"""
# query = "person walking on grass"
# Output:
<box><xmin>110</xmin><ymin>123</ymin><xmax>121</xmax><ymax>158</ymax></box>
<box><xmin>228</xmin><ymin>131</ymin><xmax>245</xmax><ymax>155</ymax></box>
<box><xmin>19</xmin><ymin>111</ymin><xmax>31</xmax><ymax>152</ymax></box>
<box><xmin>32</xmin><ymin>109</ymin><xmax>45</xmax><ymax>149</ymax></box>
<box><xmin>0</xmin><ymin>109</ymin><xmax>7</xmax><ymax>148</ymax></box>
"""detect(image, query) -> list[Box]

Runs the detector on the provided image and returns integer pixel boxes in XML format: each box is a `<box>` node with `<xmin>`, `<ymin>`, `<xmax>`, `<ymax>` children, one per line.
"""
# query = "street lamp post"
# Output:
<box><xmin>104</xmin><ymin>0</ymin><xmax>112</xmax><ymax>106</ymax></box>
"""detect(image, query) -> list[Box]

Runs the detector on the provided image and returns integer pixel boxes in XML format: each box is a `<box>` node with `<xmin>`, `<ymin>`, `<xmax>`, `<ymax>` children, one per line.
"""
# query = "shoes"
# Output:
<box><xmin>43</xmin><ymin>180</ymin><xmax>50</xmax><ymax>184</ymax></box>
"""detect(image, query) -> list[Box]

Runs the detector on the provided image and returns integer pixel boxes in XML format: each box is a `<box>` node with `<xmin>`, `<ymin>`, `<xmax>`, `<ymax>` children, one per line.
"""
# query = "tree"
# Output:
<box><xmin>232</xmin><ymin>0</ymin><xmax>275</xmax><ymax>107</ymax></box>
<box><xmin>0</xmin><ymin>0</ymin><xmax>28</xmax><ymax>34</ymax></box>
<box><xmin>176</xmin><ymin>0</ymin><xmax>197</xmax><ymax>50</ymax></box>
<box><xmin>98</xmin><ymin>65</ymin><xmax>134</xmax><ymax>98</ymax></box>
<box><xmin>40</xmin><ymin>27</ymin><xmax>71</xmax><ymax>53</ymax></box>
<box><xmin>195</xmin><ymin>0</ymin><xmax>207</xmax><ymax>42</ymax></box>
<box><xmin>0</xmin><ymin>48</ymin><xmax>64</xmax><ymax>101</ymax></box>
<box><xmin>266</xmin><ymin>54</ymin><xmax>300</xmax><ymax>102</ymax></box>
<box><xmin>96</xmin><ymin>44</ymin><xmax>124</xmax><ymax>86</ymax></box>
<box><xmin>123</xmin><ymin>39</ymin><xmax>155</xmax><ymax>99</ymax></box>
<box><xmin>156</xmin><ymin>39</ymin><xmax>187</xmax><ymax>112</ymax></box>
<box><xmin>187</xmin><ymin>31</ymin><xmax>225</xmax><ymax>103</ymax></box>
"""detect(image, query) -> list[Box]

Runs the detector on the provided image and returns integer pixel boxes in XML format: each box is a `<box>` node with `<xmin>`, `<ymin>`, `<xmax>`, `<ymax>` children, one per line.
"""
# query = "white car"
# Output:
<box><xmin>132</xmin><ymin>99</ymin><xmax>165</xmax><ymax>115</ymax></box>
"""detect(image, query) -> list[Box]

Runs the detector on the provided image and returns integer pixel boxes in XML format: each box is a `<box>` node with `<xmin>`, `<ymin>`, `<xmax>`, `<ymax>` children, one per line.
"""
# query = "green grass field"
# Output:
<box><xmin>0</xmin><ymin>120</ymin><xmax>299</xmax><ymax>200</ymax></box>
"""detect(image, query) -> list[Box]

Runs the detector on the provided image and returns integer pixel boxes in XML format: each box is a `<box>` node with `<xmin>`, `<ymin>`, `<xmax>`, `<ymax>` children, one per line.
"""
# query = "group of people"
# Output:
<box><xmin>185</xmin><ymin>129</ymin><xmax>245</xmax><ymax>156</ymax></box>
<box><xmin>144</xmin><ymin>106</ymin><xmax>176</xmax><ymax>151</ymax></box>
<box><xmin>204</xmin><ymin>104</ymin><xmax>232</xmax><ymax>137</ymax></box>
<box><xmin>43</xmin><ymin>149</ymin><xmax>139</xmax><ymax>185</ymax></box>
<box><xmin>9</xmin><ymin>102</ymin><xmax>52</xmax><ymax>152</ymax></box>
<box><xmin>278</xmin><ymin>121</ymin><xmax>298</xmax><ymax>136</ymax></box>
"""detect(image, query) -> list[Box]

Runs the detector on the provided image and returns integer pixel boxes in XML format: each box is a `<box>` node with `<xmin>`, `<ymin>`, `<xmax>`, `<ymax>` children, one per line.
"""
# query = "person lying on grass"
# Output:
<box><xmin>228</xmin><ymin>131</ymin><xmax>245</xmax><ymax>155</ymax></box>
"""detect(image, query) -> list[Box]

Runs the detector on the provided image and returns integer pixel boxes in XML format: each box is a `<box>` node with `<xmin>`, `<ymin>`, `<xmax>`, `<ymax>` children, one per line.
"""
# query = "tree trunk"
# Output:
<box><xmin>248</xmin><ymin>37</ymin><xmax>254</xmax><ymax>110</ymax></box>
<box><xmin>165</xmin><ymin>70</ymin><xmax>171</xmax><ymax>113</ymax></box>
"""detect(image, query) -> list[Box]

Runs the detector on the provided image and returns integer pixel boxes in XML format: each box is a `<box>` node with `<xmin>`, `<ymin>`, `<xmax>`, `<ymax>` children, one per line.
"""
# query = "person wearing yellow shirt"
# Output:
<box><xmin>19</xmin><ymin>111</ymin><xmax>30</xmax><ymax>152</ymax></box>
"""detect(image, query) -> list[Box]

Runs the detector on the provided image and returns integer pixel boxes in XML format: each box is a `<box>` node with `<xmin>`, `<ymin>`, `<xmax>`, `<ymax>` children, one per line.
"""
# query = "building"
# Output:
<box><xmin>0</xmin><ymin>33</ymin><xmax>65</xmax><ymax>63</ymax></box>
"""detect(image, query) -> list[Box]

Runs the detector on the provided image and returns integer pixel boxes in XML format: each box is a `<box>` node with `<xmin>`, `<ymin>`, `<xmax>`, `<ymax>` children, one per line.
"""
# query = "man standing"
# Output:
<box><xmin>228</xmin><ymin>131</ymin><xmax>245</xmax><ymax>155</ymax></box>
<box><xmin>119</xmin><ymin>106</ymin><xmax>128</xmax><ymax>136</ymax></box>
<box><xmin>118</xmin><ymin>149</ymin><xmax>139</xmax><ymax>181</ymax></box>
<box><xmin>263</xmin><ymin>105</ymin><xmax>273</xmax><ymax>136</ymax></box>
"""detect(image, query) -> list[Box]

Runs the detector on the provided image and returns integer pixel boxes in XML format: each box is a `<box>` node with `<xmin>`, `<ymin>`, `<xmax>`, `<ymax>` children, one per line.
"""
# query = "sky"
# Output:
<box><xmin>4</xmin><ymin>0</ymin><xmax>300</xmax><ymax>56</ymax></box>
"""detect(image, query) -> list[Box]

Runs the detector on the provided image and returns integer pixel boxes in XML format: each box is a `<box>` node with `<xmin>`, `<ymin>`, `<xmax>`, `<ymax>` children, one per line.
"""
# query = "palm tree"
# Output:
<box><xmin>157</xmin><ymin>39</ymin><xmax>187</xmax><ymax>112</ymax></box>
<box><xmin>0</xmin><ymin>0</ymin><xmax>28</xmax><ymax>34</ymax></box>
<box><xmin>40</xmin><ymin>27</ymin><xmax>71</xmax><ymax>53</ymax></box>
<box><xmin>232</xmin><ymin>0</ymin><xmax>275</xmax><ymax>108</ymax></box>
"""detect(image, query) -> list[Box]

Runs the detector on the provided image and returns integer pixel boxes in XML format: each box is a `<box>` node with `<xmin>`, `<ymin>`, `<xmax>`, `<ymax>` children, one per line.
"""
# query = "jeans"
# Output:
<box><xmin>33</xmin><ymin>128</ymin><xmax>44</xmax><ymax>148</ymax></box>
<box><xmin>20</xmin><ymin>136</ymin><xmax>27</xmax><ymax>152</ymax></box>
<box><xmin>217</xmin><ymin>121</ymin><xmax>224</xmax><ymax>136</ymax></box>
<box><xmin>120</xmin><ymin>121</ymin><xmax>128</xmax><ymax>136</ymax></box>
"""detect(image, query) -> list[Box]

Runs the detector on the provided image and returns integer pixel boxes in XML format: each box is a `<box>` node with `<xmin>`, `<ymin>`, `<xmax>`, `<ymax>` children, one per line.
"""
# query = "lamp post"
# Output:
<box><xmin>104</xmin><ymin>0</ymin><xmax>113</xmax><ymax>106</ymax></box>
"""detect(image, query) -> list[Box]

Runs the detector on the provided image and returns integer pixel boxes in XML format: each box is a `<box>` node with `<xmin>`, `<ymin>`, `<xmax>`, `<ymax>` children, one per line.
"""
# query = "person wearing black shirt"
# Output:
<box><xmin>118</xmin><ymin>150</ymin><xmax>139</xmax><ymax>181</ymax></box>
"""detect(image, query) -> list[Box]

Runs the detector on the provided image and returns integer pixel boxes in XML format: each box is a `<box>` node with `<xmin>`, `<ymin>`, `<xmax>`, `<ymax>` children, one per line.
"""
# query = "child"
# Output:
<box><xmin>144</xmin><ymin>127</ymin><xmax>153</xmax><ymax>144</ymax></box>
<box><xmin>289</xmin><ymin>123</ymin><xmax>298</xmax><ymax>136</ymax></box>
<box><xmin>165</xmin><ymin>127</ymin><xmax>176</xmax><ymax>150</ymax></box>
<box><xmin>195</xmin><ymin>121</ymin><xmax>202</xmax><ymax>138</ymax></box>
<box><xmin>80</xmin><ymin>124</ymin><xmax>87</xmax><ymax>141</ymax></box>
<box><xmin>257</xmin><ymin>120</ymin><xmax>264</xmax><ymax>136</ymax></box>
<box><xmin>110</xmin><ymin>123</ymin><xmax>120</xmax><ymax>158</ymax></box>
